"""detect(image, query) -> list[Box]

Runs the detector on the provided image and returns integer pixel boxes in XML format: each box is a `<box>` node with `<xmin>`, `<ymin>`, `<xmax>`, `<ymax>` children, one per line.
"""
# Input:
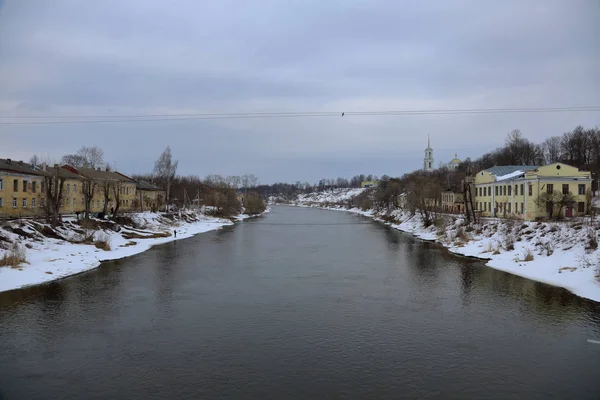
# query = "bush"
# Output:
<box><xmin>540</xmin><ymin>240</ymin><xmax>555</xmax><ymax>256</ymax></box>
<box><xmin>94</xmin><ymin>232</ymin><xmax>112</xmax><ymax>251</ymax></box>
<box><xmin>501</xmin><ymin>231</ymin><xmax>515</xmax><ymax>251</ymax></box>
<box><xmin>522</xmin><ymin>248</ymin><xmax>534</xmax><ymax>262</ymax></box>
<box><xmin>585</xmin><ymin>228</ymin><xmax>598</xmax><ymax>251</ymax></box>
<box><xmin>0</xmin><ymin>243</ymin><xmax>27</xmax><ymax>267</ymax></box>
<box><xmin>244</xmin><ymin>192</ymin><xmax>266</xmax><ymax>215</ymax></box>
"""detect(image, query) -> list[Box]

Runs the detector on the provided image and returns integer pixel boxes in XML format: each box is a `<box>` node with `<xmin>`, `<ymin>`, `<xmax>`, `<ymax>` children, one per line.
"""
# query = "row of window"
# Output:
<box><xmin>0</xmin><ymin>179</ymin><xmax>137</xmax><ymax>195</ymax></box>
<box><xmin>477</xmin><ymin>183</ymin><xmax>586</xmax><ymax>198</ymax></box>
<box><xmin>0</xmin><ymin>198</ymin><xmax>44</xmax><ymax>208</ymax></box>
<box><xmin>0</xmin><ymin>197</ymin><xmax>134</xmax><ymax>209</ymax></box>
<box><xmin>477</xmin><ymin>201</ymin><xmax>586</xmax><ymax>214</ymax></box>
<box><xmin>0</xmin><ymin>178</ymin><xmax>41</xmax><ymax>193</ymax></box>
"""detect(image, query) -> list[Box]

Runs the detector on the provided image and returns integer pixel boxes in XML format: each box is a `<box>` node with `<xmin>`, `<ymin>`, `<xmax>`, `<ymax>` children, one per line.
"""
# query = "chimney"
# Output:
<box><xmin>18</xmin><ymin>160</ymin><xmax>23</xmax><ymax>165</ymax></box>
<box><xmin>42</xmin><ymin>162</ymin><xmax>47</xmax><ymax>172</ymax></box>
<box><xmin>106</xmin><ymin>165</ymin><xmax>111</xmax><ymax>172</ymax></box>
<box><xmin>6</xmin><ymin>159</ymin><xmax>11</xmax><ymax>164</ymax></box>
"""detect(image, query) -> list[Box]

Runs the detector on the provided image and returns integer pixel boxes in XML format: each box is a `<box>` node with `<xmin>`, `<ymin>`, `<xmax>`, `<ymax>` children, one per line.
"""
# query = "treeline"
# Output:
<box><xmin>132</xmin><ymin>173</ymin><xmax>267</xmax><ymax>217</ymax></box>
<box><xmin>259</xmin><ymin>174</ymin><xmax>379</xmax><ymax>199</ymax></box>
<box><xmin>458</xmin><ymin>126</ymin><xmax>600</xmax><ymax>183</ymax></box>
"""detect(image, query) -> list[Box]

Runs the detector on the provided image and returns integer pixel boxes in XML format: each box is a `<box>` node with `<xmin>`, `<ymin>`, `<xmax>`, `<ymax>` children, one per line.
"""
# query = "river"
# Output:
<box><xmin>1</xmin><ymin>206</ymin><xmax>599</xmax><ymax>399</ymax></box>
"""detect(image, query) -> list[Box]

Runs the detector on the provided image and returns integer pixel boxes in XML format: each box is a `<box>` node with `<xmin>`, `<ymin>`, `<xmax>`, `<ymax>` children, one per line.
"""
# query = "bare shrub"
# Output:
<box><xmin>94</xmin><ymin>232</ymin><xmax>112</xmax><ymax>251</ymax></box>
<box><xmin>0</xmin><ymin>243</ymin><xmax>27</xmax><ymax>267</ymax></box>
<box><xmin>576</xmin><ymin>252</ymin><xmax>595</xmax><ymax>269</ymax></box>
<box><xmin>585</xmin><ymin>228</ymin><xmax>598</xmax><ymax>251</ymax></box>
<box><xmin>516</xmin><ymin>247</ymin><xmax>534</xmax><ymax>262</ymax></box>
<box><xmin>501</xmin><ymin>230</ymin><xmax>515</xmax><ymax>251</ymax></box>
<box><xmin>540</xmin><ymin>240</ymin><xmax>555</xmax><ymax>256</ymax></box>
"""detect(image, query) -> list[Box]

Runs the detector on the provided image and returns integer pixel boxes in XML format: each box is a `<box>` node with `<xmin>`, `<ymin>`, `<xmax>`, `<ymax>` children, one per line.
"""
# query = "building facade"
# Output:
<box><xmin>473</xmin><ymin>163</ymin><xmax>591</xmax><ymax>220</ymax></box>
<box><xmin>0</xmin><ymin>159</ymin><xmax>46</xmax><ymax>218</ymax></box>
<box><xmin>136</xmin><ymin>180</ymin><xmax>165</xmax><ymax>211</ymax></box>
<box><xmin>441</xmin><ymin>189</ymin><xmax>464</xmax><ymax>213</ymax></box>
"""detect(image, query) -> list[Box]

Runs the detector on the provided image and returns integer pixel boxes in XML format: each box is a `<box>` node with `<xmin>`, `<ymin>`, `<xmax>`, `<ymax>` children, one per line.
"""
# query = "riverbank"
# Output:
<box><xmin>283</xmin><ymin>189</ymin><xmax>600</xmax><ymax>303</ymax></box>
<box><xmin>0</xmin><ymin>209</ymin><xmax>268</xmax><ymax>293</ymax></box>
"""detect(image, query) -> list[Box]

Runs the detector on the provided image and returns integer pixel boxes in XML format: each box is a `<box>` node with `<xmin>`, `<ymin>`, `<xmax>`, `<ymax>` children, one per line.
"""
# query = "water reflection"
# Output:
<box><xmin>0</xmin><ymin>206</ymin><xmax>599</xmax><ymax>400</ymax></box>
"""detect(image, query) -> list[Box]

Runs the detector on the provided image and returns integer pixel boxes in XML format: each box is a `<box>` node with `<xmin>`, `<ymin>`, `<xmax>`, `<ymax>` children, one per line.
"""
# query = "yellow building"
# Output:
<box><xmin>63</xmin><ymin>166</ymin><xmax>138</xmax><ymax>214</ymax></box>
<box><xmin>441</xmin><ymin>189</ymin><xmax>464</xmax><ymax>213</ymax></box>
<box><xmin>361</xmin><ymin>180</ymin><xmax>379</xmax><ymax>188</ymax></box>
<box><xmin>0</xmin><ymin>158</ymin><xmax>46</xmax><ymax>218</ymax></box>
<box><xmin>473</xmin><ymin>163</ymin><xmax>591</xmax><ymax>220</ymax></box>
<box><xmin>136</xmin><ymin>180</ymin><xmax>165</xmax><ymax>211</ymax></box>
<box><xmin>44</xmin><ymin>165</ymin><xmax>85</xmax><ymax>215</ymax></box>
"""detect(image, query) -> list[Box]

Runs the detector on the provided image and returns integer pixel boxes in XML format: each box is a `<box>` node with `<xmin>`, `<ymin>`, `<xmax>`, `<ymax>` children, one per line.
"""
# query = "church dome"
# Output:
<box><xmin>449</xmin><ymin>153</ymin><xmax>461</xmax><ymax>164</ymax></box>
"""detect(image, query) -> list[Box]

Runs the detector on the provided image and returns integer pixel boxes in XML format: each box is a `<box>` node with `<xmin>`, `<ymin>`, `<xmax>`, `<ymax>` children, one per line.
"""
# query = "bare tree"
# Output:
<box><xmin>543</xmin><ymin>136</ymin><xmax>563</xmax><ymax>164</ymax></box>
<box><xmin>29</xmin><ymin>155</ymin><xmax>41</xmax><ymax>168</ymax></box>
<box><xmin>62</xmin><ymin>146</ymin><xmax>105</xmax><ymax>168</ymax></box>
<box><xmin>44</xmin><ymin>167</ymin><xmax>66</xmax><ymax>227</ymax></box>
<box><xmin>112</xmin><ymin>182</ymin><xmax>123</xmax><ymax>218</ymax></box>
<box><xmin>153</xmin><ymin>146</ymin><xmax>178</xmax><ymax>211</ymax></box>
<box><xmin>82</xmin><ymin>178</ymin><xmax>97</xmax><ymax>220</ymax></box>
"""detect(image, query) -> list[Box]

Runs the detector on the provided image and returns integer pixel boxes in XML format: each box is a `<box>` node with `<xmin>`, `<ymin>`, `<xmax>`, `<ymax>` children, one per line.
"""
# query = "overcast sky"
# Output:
<box><xmin>1</xmin><ymin>0</ymin><xmax>599</xmax><ymax>183</ymax></box>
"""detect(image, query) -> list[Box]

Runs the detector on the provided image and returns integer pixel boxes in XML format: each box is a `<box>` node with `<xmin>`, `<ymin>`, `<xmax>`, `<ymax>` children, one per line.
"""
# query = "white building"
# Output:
<box><xmin>423</xmin><ymin>135</ymin><xmax>434</xmax><ymax>172</ymax></box>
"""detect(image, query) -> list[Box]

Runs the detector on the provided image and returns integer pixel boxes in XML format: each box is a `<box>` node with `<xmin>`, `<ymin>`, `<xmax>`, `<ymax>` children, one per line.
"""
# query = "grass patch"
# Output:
<box><xmin>120</xmin><ymin>241</ymin><xmax>138</xmax><ymax>248</ymax></box>
<box><xmin>122</xmin><ymin>231</ymin><xmax>171</xmax><ymax>240</ymax></box>
<box><xmin>559</xmin><ymin>267</ymin><xmax>577</xmax><ymax>272</ymax></box>
<box><xmin>522</xmin><ymin>248</ymin><xmax>534</xmax><ymax>262</ymax></box>
<box><xmin>0</xmin><ymin>243</ymin><xmax>27</xmax><ymax>268</ymax></box>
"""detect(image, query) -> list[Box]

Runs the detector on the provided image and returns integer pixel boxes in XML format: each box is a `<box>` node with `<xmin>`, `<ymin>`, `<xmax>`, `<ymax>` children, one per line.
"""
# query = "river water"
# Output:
<box><xmin>1</xmin><ymin>206</ymin><xmax>599</xmax><ymax>399</ymax></box>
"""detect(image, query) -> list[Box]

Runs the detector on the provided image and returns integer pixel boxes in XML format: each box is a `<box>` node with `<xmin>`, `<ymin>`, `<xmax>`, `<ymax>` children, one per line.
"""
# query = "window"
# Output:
<box><xmin>40</xmin><ymin>199</ymin><xmax>45</xmax><ymax>208</ymax></box>
<box><xmin>503</xmin><ymin>186</ymin><xmax>507</xmax><ymax>196</ymax></box>
<box><xmin>488</xmin><ymin>202</ymin><xmax>491</xmax><ymax>211</ymax></box>
<box><xmin>0</xmin><ymin>198</ymin><xmax>2</xmax><ymax>207</ymax></box>
<box><xmin>41</xmin><ymin>181</ymin><xmax>46</xmax><ymax>193</ymax></box>
<box><xmin>507</xmin><ymin>203</ymin><xmax>511</xmax><ymax>213</ymax></box>
<box><xmin>22</xmin><ymin>180</ymin><xmax>28</xmax><ymax>192</ymax></box>
<box><xmin>12</xmin><ymin>198</ymin><xmax>17</xmax><ymax>208</ymax></box>
<box><xmin>521</xmin><ymin>184</ymin><xmax>524</xmax><ymax>196</ymax></box>
<box><xmin>0</xmin><ymin>178</ymin><xmax>3</xmax><ymax>190</ymax></box>
<box><xmin>578</xmin><ymin>184</ymin><xmax>586</xmax><ymax>195</ymax></box>
<box><xmin>66</xmin><ymin>198</ymin><xmax>70</xmax><ymax>205</ymax></box>
<box><xmin>529</xmin><ymin>185</ymin><xmax>533</xmax><ymax>196</ymax></box>
<box><xmin>22</xmin><ymin>198</ymin><xmax>27</xmax><ymax>208</ymax></box>
<box><xmin>32</xmin><ymin>198</ymin><xmax>36</xmax><ymax>208</ymax></box>
<box><xmin>97</xmin><ymin>200</ymin><xmax>100</xmax><ymax>208</ymax></box>
<box><xmin>562</xmin><ymin>184</ymin><xmax>569</xmax><ymax>195</ymax></box>
<box><xmin>521</xmin><ymin>203</ymin><xmax>524</xmax><ymax>213</ymax></box>
<box><xmin>74</xmin><ymin>184</ymin><xmax>77</xmax><ymax>193</ymax></box>
<box><xmin>32</xmin><ymin>181</ymin><xmax>37</xmax><ymax>193</ymax></box>
<box><xmin>483</xmin><ymin>202</ymin><xmax>486</xmax><ymax>211</ymax></box>
<box><xmin>578</xmin><ymin>202</ymin><xmax>585</xmax><ymax>213</ymax></box>
<box><xmin>547</xmin><ymin>184</ymin><xmax>554</xmax><ymax>194</ymax></box>
<box><xmin>67</xmin><ymin>184</ymin><xmax>70</xmax><ymax>194</ymax></box>
<box><xmin>515</xmin><ymin>184</ymin><xmax>518</xmax><ymax>196</ymax></box>
<box><xmin>495</xmin><ymin>186</ymin><xmax>498</xmax><ymax>196</ymax></box>
<box><xmin>508</xmin><ymin>185</ymin><xmax>512</xmax><ymax>196</ymax></box>
<box><xmin>73</xmin><ymin>198</ymin><xmax>76</xmax><ymax>207</ymax></box>
<box><xmin>13</xmin><ymin>179</ymin><xmax>18</xmax><ymax>191</ymax></box>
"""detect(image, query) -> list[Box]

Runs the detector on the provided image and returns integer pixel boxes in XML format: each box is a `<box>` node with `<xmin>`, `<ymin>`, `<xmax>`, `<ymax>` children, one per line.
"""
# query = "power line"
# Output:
<box><xmin>0</xmin><ymin>106</ymin><xmax>598</xmax><ymax>125</ymax></box>
<box><xmin>2</xmin><ymin>106</ymin><xmax>599</xmax><ymax>119</ymax></box>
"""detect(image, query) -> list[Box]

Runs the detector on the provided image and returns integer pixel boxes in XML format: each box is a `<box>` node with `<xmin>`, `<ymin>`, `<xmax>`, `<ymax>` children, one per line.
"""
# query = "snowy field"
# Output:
<box><xmin>0</xmin><ymin>210</ymin><xmax>268</xmax><ymax>293</ymax></box>
<box><xmin>292</xmin><ymin>191</ymin><xmax>600</xmax><ymax>303</ymax></box>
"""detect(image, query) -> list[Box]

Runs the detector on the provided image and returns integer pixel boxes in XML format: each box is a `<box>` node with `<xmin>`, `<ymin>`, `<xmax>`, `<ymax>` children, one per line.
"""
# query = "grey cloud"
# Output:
<box><xmin>0</xmin><ymin>0</ymin><xmax>598</xmax><ymax>183</ymax></box>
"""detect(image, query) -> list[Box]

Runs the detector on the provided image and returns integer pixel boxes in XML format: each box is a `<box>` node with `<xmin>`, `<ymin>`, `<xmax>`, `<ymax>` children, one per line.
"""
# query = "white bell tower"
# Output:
<box><xmin>424</xmin><ymin>135</ymin><xmax>434</xmax><ymax>171</ymax></box>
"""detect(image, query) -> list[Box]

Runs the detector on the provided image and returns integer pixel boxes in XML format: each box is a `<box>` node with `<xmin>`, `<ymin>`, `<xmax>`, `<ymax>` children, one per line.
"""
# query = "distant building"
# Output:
<box><xmin>423</xmin><ymin>135</ymin><xmax>434</xmax><ymax>172</ymax></box>
<box><xmin>448</xmin><ymin>154</ymin><xmax>461</xmax><ymax>170</ymax></box>
<box><xmin>441</xmin><ymin>189</ymin><xmax>464</xmax><ymax>213</ymax></box>
<box><xmin>361</xmin><ymin>180</ymin><xmax>379</xmax><ymax>188</ymax></box>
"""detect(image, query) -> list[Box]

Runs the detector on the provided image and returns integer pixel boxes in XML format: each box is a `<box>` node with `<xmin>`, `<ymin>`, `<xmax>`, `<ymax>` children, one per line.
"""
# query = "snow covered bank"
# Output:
<box><xmin>0</xmin><ymin>210</ymin><xmax>264</xmax><ymax>293</ymax></box>
<box><xmin>291</xmin><ymin>191</ymin><xmax>600</xmax><ymax>303</ymax></box>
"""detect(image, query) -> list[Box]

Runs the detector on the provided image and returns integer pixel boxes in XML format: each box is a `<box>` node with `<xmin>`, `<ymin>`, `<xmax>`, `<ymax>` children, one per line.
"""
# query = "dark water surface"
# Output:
<box><xmin>1</xmin><ymin>206</ymin><xmax>599</xmax><ymax>399</ymax></box>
